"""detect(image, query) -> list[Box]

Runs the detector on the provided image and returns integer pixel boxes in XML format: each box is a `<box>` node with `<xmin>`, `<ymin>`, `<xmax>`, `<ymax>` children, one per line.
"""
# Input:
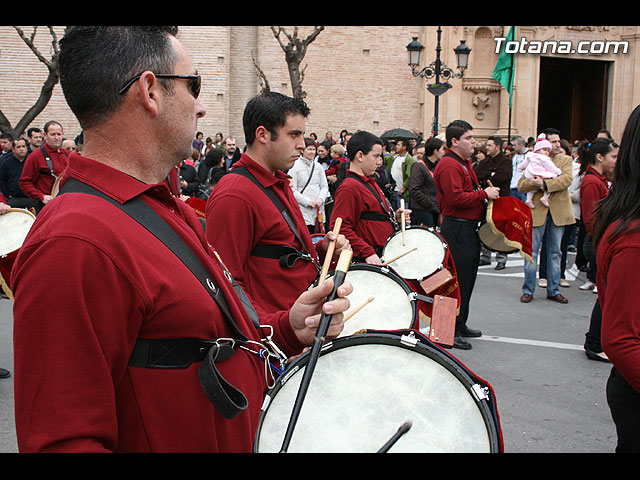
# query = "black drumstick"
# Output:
<box><xmin>377</xmin><ymin>421</ymin><xmax>413</xmax><ymax>453</ymax></box>
<box><xmin>280</xmin><ymin>249</ymin><xmax>353</xmax><ymax>453</ymax></box>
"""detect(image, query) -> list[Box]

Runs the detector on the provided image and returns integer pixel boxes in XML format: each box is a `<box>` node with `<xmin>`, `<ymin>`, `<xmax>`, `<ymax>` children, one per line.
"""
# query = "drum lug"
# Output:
<box><xmin>400</xmin><ymin>331</ymin><xmax>419</xmax><ymax>347</ymax></box>
<box><xmin>472</xmin><ymin>383</ymin><xmax>489</xmax><ymax>402</ymax></box>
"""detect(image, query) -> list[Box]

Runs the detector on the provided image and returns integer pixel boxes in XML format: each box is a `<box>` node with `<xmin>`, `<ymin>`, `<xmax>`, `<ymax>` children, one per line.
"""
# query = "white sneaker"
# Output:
<box><xmin>568</xmin><ymin>265</ymin><xmax>580</xmax><ymax>276</ymax></box>
<box><xmin>593</xmin><ymin>286</ymin><xmax>598</xmax><ymax>294</ymax></box>
<box><xmin>579</xmin><ymin>281</ymin><xmax>595</xmax><ymax>290</ymax></box>
<box><xmin>538</xmin><ymin>278</ymin><xmax>548</xmax><ymax>287</ymax></box>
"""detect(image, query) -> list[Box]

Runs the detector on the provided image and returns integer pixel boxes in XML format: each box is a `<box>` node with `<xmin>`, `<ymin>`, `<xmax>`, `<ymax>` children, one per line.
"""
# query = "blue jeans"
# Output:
<box><xmin>523</xmin><ymin>214</ymin><xmax>564</xmax><ymax>296</ymax></box>
<box><xmin>510</xmin><ymin>188</ymin><xmax>526</xmax><ymax>202</ymax></box>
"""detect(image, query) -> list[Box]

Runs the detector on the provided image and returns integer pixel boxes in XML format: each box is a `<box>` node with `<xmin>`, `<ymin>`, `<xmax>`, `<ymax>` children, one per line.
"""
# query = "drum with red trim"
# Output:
<box><xmin>254</xmin><ymin>330</ymin><xmax>503</xmax><ymax>453</ymax></box>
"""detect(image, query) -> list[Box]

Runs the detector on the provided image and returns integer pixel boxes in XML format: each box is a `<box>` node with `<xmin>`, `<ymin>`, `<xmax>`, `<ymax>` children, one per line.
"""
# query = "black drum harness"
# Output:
<box><xmin>230</xmin><ymin>166</ymin><xmax>321</xmax><ymax>272</ymax></box>
<box><xmin>59</xmin><ymin>177</ymin><xmax>288</xmax><ymax>420</ymax></box>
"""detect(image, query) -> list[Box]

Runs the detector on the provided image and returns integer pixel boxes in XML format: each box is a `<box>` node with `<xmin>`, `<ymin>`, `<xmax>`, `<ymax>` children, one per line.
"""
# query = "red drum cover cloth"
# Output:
<box><xmin>486</xmin><ymin>196</ymin><xmax>533</xmax><ymax>264</ymax></box>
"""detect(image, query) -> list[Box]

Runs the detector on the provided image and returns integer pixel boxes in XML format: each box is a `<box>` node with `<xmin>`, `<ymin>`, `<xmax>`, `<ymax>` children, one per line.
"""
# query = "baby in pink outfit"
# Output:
<box><xmin>518</xmin><ymin>134</ymin><xmax>562</xmax><ymax>208</ymax></box>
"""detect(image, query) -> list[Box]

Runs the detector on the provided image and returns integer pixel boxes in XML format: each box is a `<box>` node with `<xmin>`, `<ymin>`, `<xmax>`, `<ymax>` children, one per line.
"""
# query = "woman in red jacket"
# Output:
<box><xmin>578</xmin><ymin>137</ymin><xmax>618</xmax><ymax>363</ymax></box>
<box><xmin>594</xmin><ymin>104</ymin><xmax>640</xmax><ymax>452</ymax></box>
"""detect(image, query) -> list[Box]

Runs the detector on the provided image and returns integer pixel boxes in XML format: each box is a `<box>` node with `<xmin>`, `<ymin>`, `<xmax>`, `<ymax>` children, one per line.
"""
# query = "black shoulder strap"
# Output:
<box><xmin>347</xmin><ymin>172</ymin><xmax>399</xmax><ymax>230</ymax></box>
<box><xmin>39</xmin><ymin>145</ymin><xmax>69</xmax><ymax>177</ymax></box>
<box><xmin>59</xmin><ymin>177</ymin><xmax>271</xmax><ymax>418</ymax></box>
<box><xmin>59</xmin><ymin>177</ymin><xmax>259</xmax><ymax>338</ymax></box>
<box><xmin>230</xmin><ymin>166</ymin><xmax>317</xmax><ymax>263</ymax></box>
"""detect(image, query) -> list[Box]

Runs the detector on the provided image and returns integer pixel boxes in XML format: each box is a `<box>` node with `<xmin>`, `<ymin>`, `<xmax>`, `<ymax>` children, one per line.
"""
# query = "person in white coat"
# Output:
<box><xmin>289</xmin><ymin>138</ymin><xmax>330</xmax><ymax>234</ymax></box>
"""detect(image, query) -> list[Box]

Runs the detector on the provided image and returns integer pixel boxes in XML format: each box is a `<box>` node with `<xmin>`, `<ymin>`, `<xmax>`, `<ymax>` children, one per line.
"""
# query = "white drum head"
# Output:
<box><xmin>0</xmin><ymin>209</ymin><xmax>36</xmax><ymax>256</ymax></box>
<box><xmin>383</xmin><ymin>227</ymin><xmax>446</xmax><ymax>280</ymax></box>
<box><xmin>331</xmin><ymin>265</ymin><xmax>416</xmax><ymax>337</ymax></box>
<box><xmin>255</xmin><ymin>334</ymin><xmax>498</xmax><ymax>453</ymax></box>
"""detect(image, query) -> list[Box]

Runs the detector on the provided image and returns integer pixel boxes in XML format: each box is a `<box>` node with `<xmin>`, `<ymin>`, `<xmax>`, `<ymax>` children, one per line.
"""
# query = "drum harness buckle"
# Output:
<box><xmin>213</xmin><ymin>324</ymin><xmax>288</xmax><ymax>390</ymax></box>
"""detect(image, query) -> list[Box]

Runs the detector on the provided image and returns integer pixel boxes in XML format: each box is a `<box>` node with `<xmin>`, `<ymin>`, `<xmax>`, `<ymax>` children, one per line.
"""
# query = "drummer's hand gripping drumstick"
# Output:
<box><xmin>318</xmin><ymin>217</ymin><xmax>342</xmax><ymax>286</ymax></box>
<box><xmin>280</xmin><ymin>249</ymin><xmax>353</xmax><ymax>453</ymax></box>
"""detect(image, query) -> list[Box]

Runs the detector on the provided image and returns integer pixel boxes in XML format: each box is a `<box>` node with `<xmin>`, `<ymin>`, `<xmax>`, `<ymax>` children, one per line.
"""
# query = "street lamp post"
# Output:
<box><xmin>407</xmin><ymin>27</ymin><xmax>471</xmax><ymax>137</ymax></box>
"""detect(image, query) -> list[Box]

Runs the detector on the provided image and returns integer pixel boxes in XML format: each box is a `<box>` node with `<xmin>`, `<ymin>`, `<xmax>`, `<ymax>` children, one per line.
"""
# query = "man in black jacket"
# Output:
<box><xmin>474</xmin><ymin>136</ymin><xmax>512</xmax><ymax>270</ymax></box>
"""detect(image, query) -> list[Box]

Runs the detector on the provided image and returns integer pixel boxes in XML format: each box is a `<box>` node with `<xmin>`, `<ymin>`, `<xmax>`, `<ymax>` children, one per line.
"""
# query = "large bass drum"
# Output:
<box><xmin>254</xmin><ymin>330</ymin><xmax>503</xmax><ymax>453</ymax></box>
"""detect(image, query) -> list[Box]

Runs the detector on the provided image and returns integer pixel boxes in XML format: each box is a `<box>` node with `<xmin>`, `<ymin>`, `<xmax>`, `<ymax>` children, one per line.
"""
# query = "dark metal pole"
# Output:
<box><xmin>432</xmin><ymin>26</ymin><xmax>442</xmax><ymax>136</ymax></box>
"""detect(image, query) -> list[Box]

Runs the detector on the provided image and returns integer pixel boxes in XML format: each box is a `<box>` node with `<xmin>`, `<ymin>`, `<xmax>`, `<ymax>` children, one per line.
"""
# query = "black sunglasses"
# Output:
<box><xmin>118</xmin><ymin>73</ymin><xmax>201</xmax><ymax>98</ymax></box>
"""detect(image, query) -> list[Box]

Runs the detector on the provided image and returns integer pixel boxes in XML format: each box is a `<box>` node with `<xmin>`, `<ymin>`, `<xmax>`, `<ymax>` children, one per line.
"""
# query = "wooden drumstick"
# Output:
<box><xmin>344</xmin><ymin>297</ymin><xmax>374</xmax><ymax>322</ymax></box>
<box><xmin>382</xmin><ymin>247</ymin><xmax>417</xmax><ymax>266</ymax></box>
<box><xmin>318</xmin><ymin>217</ymin><xmax>342</xmax><ymax>286</ymax></box>
<box><xmin>400</xmin><ymin>199</ymin><xmax>406</xmax><ymax>246</ymax></box>
<box><xmin>281</xmin><ymin>249</ymin><xmax>353</xmax><ymax>453</ymax></box>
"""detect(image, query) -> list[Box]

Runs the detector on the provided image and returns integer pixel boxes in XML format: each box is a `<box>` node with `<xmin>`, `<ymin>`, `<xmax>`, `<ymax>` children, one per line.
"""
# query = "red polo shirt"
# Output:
<box><xmin>330</xmin><ymin>170</ymin><xmax>395</xmax><ymax>260</ymax></box>
<box><xmin>598</xmin><ymin>220</ymin><xmax>640</xmax><ymax>393</ymax></box>
<box><xmin>205</xmin><ymin>154</ymin><xmax>320</xmax><ymax>314</ymax></box>
<box><xmin>11</xmin><ymin>153</ymin><xmax>304</xmax><ymax>452</ymax></box>
<box><xmin>19</xmin><ymin>143</ymin><xmax>69</xmax><ymax>201</ymax></box>
<box><xmin>433</xmin><ymin>149</ymin><xmax>487</xmax><ymax>221</ymax></box>
<box><xmin>580</xmin><ymin>165</ymin><xmax>609</xmax><ymax>235</ymax></box>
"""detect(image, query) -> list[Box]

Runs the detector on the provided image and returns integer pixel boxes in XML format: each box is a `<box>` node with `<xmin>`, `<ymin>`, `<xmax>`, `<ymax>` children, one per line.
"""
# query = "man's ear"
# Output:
<box><xmin>134</xmin><ymin>71</ymin><xmax>161</xmax><ymax>117</ymax></box>
<box><xmin>253</xmin><ymin>125</ymin><xmax>271</xmax><ymax>146</ymax></box>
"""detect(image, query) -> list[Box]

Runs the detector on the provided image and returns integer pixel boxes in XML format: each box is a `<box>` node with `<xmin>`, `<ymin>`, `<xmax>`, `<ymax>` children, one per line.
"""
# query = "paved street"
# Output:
<box><xmin>0</xmin><ymin>250</ymin><xmax>617</xmax><ymax>453</ymax></box>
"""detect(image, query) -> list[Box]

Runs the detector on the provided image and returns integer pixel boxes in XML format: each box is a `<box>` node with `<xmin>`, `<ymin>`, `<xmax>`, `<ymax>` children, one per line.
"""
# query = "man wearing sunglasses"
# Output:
<box><xmin>11</xmin><ymin>26</ymin><xmax>352</xmax><ymax>453</ymax></box>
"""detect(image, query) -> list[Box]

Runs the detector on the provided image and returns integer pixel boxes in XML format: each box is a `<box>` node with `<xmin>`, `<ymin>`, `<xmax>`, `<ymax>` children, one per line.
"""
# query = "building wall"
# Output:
<box><xmin>1</xmin><ymin>25</ymin><xmax>638</xmax><ymax>149</ymax></box>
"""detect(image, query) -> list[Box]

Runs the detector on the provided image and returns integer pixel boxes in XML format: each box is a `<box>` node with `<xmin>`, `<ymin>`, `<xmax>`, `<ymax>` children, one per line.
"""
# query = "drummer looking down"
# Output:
<box><xmin>330</xmin><ymin>131</ymin><xmax>411</xmax><ymax>264</ymax></box>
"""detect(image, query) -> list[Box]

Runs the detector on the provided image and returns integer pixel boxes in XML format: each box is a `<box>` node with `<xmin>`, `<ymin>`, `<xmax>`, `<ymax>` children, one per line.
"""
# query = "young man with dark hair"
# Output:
<box><xmin>205</xmin><ymin>91</ymin><xmax>349</xmax><ymax>317</ymax></box>
<box><xmin>433</xmin><ymin>120</ymin><xmax>499</xmax><ymax>349</ymax></box>
<box><xmin>11</xmin><ymin>26</ymin><xmax>351</xmax><ymax>453</ymax></box>
<box><xmin>330</xmin><ymin>130</ymin><xmax>410</xmax><ymax>263</ymax></box>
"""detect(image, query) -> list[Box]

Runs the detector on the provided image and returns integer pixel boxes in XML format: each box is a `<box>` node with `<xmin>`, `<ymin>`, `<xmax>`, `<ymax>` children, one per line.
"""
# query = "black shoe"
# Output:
<box><xmin>0</xmin><ymin>368</ymin><xmax>10</xmax><ymax>379</ymax></box>
<box><xmin>452</xmin><ymin>336</ymin><xmax>472</xmax><ymax>350</ymax></box>
<box><xmin>495</xmin><ymin>263</ymin><xmax>506</xmax><ymax>270</ymax></box>
<box><xmin>459</xmin><ymin>326</ymin><xmax>482</xmax><ymax>337</ymax></box>
<box><xmin>585</xmin><ymin>348</ymin><xmax>611</xmax><ymax>363</ymax></box>
<box><xmin>478</xmin><ymin>259</ymin><xmax>491</xmax><ymax>266</ymax></box>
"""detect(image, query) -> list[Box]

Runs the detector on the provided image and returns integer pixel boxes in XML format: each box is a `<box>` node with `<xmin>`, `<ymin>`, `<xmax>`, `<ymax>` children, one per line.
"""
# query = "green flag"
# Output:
<box><xmin>492</xmin><ymin>26</ymin><xmax>516</xmax><ymax>107</ymax></box>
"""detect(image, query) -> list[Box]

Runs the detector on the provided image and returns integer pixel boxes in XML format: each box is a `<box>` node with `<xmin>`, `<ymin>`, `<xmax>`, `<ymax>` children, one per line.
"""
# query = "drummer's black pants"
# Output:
<box><xmin>440</xmin><ymin>217</ymin><xmax>480</xmax><ymax>333</ymax></box>
<box><xmin>607</xmin><ymin>367</ymin><xmax>640</xmax><ymax>452</ymax></box>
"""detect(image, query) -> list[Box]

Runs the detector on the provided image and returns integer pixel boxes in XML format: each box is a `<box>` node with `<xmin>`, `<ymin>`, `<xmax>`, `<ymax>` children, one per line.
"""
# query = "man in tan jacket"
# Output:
<box><xmin>518</xmin><ymin>128</ymin><xmax>575</xmax><ymax>304</ymax></box>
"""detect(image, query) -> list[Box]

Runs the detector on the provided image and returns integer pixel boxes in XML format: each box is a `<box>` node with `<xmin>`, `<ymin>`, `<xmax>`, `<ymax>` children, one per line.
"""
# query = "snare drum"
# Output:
<box><xmin>0</xmin><ymin>209</ymin><xmax>36</xmax><ymax>296</ymax></box>
<box><xmin>323</xmin><ymin>264</ymin><xmax>417</xmax><ymax>338</ymax></box>
<box><xmin>254</xmin><ymin>330</ymin><xmax>502</xmax><ymax>453</ymax></box>
<box><xmin>382</xmin><ymin>226</ymin><xmax>447</xmax><ymax>281</ymax></box>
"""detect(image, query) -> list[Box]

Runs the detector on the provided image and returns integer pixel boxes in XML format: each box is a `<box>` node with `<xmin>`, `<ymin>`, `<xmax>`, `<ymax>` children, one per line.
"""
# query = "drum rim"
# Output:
<box><xmin>253</xmin><ymin>330</ymin><xmax>502</xmax><ymax>453</ymax></box>
<box><xmin>318</xmin><ymin>263</ymin><xmax>419</xmax><ymax>336</ymax></box>
<box><xmin>0</xmin><ymin>208</ymin><xmax>36</xmax><ymax>257</ymax></box>
<box><xmin>382</xmin><ymin>224</ymin><xmax>445</xmax><ymax>247</ymax></box>
<box><xmin>381</xmin><ymin>225</ymin><xmax>448</xmax><ymax>281</ymax></box>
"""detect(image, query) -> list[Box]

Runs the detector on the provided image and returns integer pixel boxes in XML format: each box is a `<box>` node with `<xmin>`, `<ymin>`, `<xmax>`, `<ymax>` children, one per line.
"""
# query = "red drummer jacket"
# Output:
<box><xmin>598</xmin><ymin>220</ymin><xmax>640</xmax><ymax>393</ymax></box>
<box><xmin>205</xmin><ymin>154</ymin><xmax>322</xmax><ymax>314</ymax></box>
<box><xmin>580</xmin><ymin>165</ymin><xmax>609</xmax><ymax>235</ymax></box>
<box><xmin>330</xmin><ymin>170</ymin><xmax>396</xmax><ymax>260</ymax></box>
<box><xmin>18</xmin><ymin>143</ymin><xmax>69</xmax><ymax>201</ymax></box>
<box><xmin>433</xmin><ymin>149</ymin><xmax>487</xmax><ymax>221</ymax></box>
<box><xmin>11</xmin><ymin>153</ymin><xmax>305</xmax><ymax>453</ymax></box>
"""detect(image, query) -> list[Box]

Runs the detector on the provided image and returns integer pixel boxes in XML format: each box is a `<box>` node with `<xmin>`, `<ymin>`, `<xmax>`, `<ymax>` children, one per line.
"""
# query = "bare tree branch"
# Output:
<box><xmin>269</xmin><ymin>26</ymin><xmax>324</xmax><ymax>100</ymax></box>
